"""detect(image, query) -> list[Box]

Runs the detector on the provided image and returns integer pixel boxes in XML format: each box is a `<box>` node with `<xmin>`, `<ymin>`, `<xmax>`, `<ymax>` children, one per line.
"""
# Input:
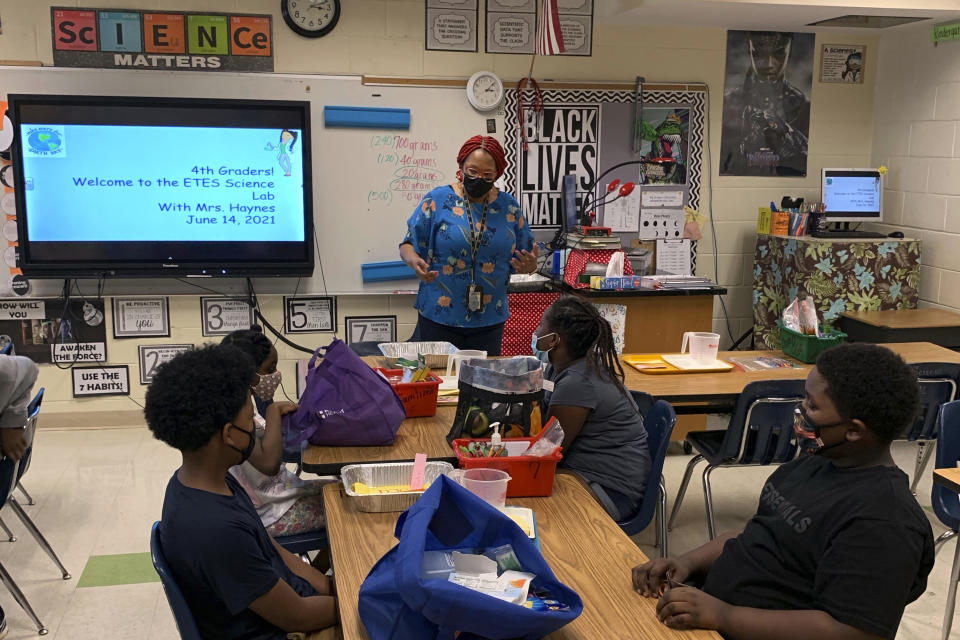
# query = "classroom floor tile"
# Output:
<box><xmin>0</xmin><ymin>425</ymin><xmax>954</xmax><ymax>639</ymax></box>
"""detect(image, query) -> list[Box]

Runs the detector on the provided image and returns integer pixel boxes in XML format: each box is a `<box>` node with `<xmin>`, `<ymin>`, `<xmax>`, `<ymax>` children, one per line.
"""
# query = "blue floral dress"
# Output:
<box><xmin>402</xmin><ymin>185</ymin><xmax>534</xmax><ymax>328</ymax></box>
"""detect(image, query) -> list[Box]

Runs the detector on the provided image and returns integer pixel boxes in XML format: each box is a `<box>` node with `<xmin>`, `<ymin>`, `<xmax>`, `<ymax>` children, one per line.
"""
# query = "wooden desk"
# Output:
<box><xmin>838</xmin><ymin>309</ymin><xmax>960</xmax><ymax>349</ymax></box>
<box><xmin>934</xmin><ymin>467</ymin><xmax>960</xmax><ymax>494</ymax></box>
<box><xmin>301</xmin><ymin>406</ymin><xmax>456</xmax><ymax>475</ymax></box>
<box><xmin>317</xmin><ymin>475</ymin><xmax>720</xmax><ymax>640</ymax></box>
<box><xmin>623</xmin><ymin>342</ymin><xmax>960</xmax><ymax>405</ymax></box>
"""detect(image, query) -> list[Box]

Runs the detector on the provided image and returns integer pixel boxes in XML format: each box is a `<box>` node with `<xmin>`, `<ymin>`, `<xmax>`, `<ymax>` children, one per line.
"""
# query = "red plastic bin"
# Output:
<box><xmin>452</xmin><ymin>437</ymin><xmax>563</xmax><ymax>497</ymax></box>
<box><xmin>375</xmin><ymin>368</ymin><xmax>442</xmax><ymax>418</ymax></box>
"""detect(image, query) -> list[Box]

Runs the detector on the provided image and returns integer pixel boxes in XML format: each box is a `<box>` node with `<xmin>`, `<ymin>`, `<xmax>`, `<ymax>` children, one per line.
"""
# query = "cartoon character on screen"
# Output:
<box><xmin>265</xmin><ymin>129</ymin><xmax>298</xmax><ymax>177</ymax></box>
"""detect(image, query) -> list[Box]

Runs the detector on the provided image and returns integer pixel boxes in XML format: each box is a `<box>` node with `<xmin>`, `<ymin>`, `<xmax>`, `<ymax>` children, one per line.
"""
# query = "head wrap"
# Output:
<box><xmin>456</xmin><ymin>135</ymin><xmax>507</xmax><ymax>178</ymax></box>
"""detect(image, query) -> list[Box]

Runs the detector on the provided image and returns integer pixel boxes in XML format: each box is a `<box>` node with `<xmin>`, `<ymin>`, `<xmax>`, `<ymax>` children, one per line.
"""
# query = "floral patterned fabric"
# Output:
<box><xmin>752</xmin><ymin>234</ymin><xmax>921</xmax><ymax>349</ymax></box>
<box><xmin>403</xmin><ymin>185</ymin><xmax>534</xmax><ymax>328</ymax></box>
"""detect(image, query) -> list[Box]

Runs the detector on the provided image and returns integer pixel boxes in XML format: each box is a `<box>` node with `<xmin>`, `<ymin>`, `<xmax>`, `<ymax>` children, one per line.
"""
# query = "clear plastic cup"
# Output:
<box><xmin>446</xmin><ymin>349</ymin><xmax>488</xmax><ymax>378</ymax></box>
<box><xmin>681</xmin><ymin>332</ymin><xmax>720</xmax><ymax>363</ymax></box>
<box><xmin>450</xmin><ymin>468</ymin><xmax>511</xmax><ymax>509</ymax></box>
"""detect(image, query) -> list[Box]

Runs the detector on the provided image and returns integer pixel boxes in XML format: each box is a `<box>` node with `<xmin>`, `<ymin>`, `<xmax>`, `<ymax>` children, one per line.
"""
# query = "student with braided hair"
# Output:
<box><xmin>532</xmin><ymin>296</ymin><xmax>651</xmax><ymax>520</ymax></box>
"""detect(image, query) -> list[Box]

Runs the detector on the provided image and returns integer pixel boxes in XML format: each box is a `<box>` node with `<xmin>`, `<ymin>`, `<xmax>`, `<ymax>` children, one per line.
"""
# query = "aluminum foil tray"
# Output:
<box><xmin>378</xmin><ymin>341</ymin><xmax>456</xmax><ymax>369</ymax></box>
<box><xmin>341</xmin><ymin>461</ymin><xmax>454</xmax><ymax>512</ymax></box>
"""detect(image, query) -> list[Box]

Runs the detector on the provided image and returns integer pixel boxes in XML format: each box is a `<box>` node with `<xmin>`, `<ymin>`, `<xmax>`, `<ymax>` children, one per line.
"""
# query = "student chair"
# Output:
<box><xmin>15</xmin><ymin>388</ymin><xmax>44</xmax><ymax>506</ymax></box>
<box><xmin>275</xmin><ymin>529</ymin><xmax>330</xmax><ymax>563</ymax></box>
<box><xmin>617</xmin><ymin>397</ymin><xmax>676</xmax><ymax>558</ymax></box>
<box><xmin>630</xmin><ymin>390</ymin><xmax>656</xmax><ymax>419</ymax></box>
<box><xmin>0</xmin><ymin>404</ymin><xmax>70</xmax><ymax>635</ymax></box>
<box><xmin>668</xmin><ymin>379</ymin><xmax>804</xmax><ymax>540</ymax></box>
<box><xmin>936</xmin><ymin>401</ymin><xmax>960</xmax><ymax>640</ymax></box>
<box><xmin>151</xmin><ymin>522</ymin><xmax>203</xmax><ymax>640</ymax></box>
<box><xmin>901</xmin><ymin>363</ymin><xmax>960</xmax><ymax>495</ymax></box>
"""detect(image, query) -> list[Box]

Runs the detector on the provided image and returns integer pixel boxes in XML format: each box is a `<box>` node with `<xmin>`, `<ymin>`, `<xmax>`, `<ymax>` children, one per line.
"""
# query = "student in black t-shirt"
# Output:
<box><xmin>145</xmin><ymin>345</ymin><xmax>336</xmax><ymax>639</ymax></box>
<box><xmin>632</xmin><ymin>343</ymin><xmax>934</xmax><ymax>640</ymax></box>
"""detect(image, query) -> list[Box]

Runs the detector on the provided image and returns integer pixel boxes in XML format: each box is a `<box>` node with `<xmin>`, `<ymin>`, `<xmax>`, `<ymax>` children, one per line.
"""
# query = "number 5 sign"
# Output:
<box><xmin>284</xmin><ymin>296</ymin><xmax>336</xmax><ymax>334</ymax></box>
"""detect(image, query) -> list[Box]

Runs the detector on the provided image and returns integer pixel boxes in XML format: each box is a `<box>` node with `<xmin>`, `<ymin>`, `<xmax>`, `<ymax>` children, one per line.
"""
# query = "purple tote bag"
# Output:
<box><xmin>283</xmin><ymin>338</ymin><xmax>406</xmax><ymax>447</ymax></box>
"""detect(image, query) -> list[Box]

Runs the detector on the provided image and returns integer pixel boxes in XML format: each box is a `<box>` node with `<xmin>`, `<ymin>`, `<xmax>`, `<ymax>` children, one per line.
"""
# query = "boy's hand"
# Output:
<box><xmin>268</xmin><ymin>401</ymin><xmax>298</xmax><ymax>416</ymax></box>
<box><xmin>656</xmin><ymin>586</ymin><xmax>731</xmax><ymax>631</ymax></box>
<box><xmin>632</xmin><ymin>557</ymin><xmax>692</xmax><ymax>597</ymax></box>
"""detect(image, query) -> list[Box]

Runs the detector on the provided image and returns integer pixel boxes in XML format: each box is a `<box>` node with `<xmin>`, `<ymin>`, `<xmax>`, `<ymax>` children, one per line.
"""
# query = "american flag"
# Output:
<box><xmin>535</xmin><ymin>0</ymin><xmax>565</xmax><ymax>56</ymax></box>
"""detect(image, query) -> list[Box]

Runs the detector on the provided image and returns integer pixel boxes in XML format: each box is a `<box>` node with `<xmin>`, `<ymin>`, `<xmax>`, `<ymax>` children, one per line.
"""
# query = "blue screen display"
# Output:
<box><xmin>19</xmin><ymin>123</ymin><xmax>306</xmax><ymax>243</ymax></box>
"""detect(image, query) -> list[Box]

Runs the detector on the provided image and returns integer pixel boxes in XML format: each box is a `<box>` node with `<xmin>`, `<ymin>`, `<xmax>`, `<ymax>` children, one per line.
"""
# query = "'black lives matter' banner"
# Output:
<box><xmin>516</xmin><ymin>105</ymin><xmax>599</xmax><ymax>229</ymax></box>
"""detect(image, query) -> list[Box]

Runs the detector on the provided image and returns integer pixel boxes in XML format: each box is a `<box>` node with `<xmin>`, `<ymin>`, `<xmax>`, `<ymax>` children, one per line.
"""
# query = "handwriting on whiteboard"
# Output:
<box><xmin>368</xmin><ymin>135</ymin><xmax>445</xmax><ymax>206</ymax></box>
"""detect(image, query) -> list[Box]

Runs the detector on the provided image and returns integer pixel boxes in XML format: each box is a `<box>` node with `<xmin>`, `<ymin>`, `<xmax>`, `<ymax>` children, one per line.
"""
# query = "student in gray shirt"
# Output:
<box><xmin>532</xmin><ymin>297</ymin><xmax>651</xmax><ymax>520</ymax></box>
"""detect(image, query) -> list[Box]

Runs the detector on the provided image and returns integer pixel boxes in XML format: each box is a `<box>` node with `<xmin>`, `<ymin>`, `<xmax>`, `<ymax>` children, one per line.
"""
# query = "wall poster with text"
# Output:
<box><xmin>720</xmin><ymin>30</ymin><xmax>814</xmax><ymax>177</ymax></box>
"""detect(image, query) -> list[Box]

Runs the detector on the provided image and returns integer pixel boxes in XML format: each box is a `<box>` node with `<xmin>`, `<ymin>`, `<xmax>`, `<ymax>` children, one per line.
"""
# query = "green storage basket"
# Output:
<box><xmin>778</xmin><ymin>321</ymin><xmax>847</xmax><ymax>364</ymax></box>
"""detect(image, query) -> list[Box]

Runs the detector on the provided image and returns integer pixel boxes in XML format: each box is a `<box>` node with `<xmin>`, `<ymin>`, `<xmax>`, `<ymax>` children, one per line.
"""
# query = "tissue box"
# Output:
<box><xmin>589</xmin><ymin>276</ymin><xmax>644</xmax><ymax>290</ymax></box>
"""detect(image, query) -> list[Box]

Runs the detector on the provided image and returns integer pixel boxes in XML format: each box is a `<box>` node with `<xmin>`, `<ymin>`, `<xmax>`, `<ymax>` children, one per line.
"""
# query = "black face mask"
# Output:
<box><xmin>463</xmin><ymin>173</ymin><xmax>494</xmax><ymax>199</ymax></box>
<box><xmin>793</xmin><ymin>407</ymin><xmax>846</xmax><ymax>456</ymax></box>
<box><xmin>227</xmin><ymin>423</ymin><xmax>256</xmax><ymax>464</ymax></box>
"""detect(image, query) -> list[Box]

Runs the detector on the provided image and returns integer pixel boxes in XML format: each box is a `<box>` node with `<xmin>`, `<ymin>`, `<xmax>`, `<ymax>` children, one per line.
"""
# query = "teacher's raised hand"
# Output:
<box><xmin>510</xmin><ymin>245</ymin><xmax>539</xmax><ymax>274</ymax></box>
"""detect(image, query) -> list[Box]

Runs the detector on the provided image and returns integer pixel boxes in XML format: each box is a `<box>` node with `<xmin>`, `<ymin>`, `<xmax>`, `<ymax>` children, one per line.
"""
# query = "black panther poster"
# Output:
<box><xmin>720</xmin><ymin>30</ymin><xmax>814</xmax><ymax>177</ymax></box>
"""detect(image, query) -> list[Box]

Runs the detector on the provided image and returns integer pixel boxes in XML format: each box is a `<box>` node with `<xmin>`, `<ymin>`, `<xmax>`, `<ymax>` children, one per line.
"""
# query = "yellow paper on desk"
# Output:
<box><xmin>499</xmin><ymin>506</ymin><xmax>536</xmax><ymax>539</ymax></box>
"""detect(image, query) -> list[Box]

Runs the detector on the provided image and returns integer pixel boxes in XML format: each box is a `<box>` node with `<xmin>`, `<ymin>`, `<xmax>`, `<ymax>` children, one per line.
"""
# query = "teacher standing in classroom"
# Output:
<box><xmin>399</xmin><ymin>135</ymin><xmax>537</xmax><ymax>356</ymax></box>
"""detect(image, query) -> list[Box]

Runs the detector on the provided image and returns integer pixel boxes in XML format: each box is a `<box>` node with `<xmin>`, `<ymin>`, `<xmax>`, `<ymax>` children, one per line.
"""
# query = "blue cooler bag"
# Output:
<box><xmin>358</xmin><ymin>476</ymin><xmax>583</xmax><ymax>640</ymax></box>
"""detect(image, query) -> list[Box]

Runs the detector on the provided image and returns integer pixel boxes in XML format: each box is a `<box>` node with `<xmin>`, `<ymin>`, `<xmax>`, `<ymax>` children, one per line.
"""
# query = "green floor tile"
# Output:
<box><xmin>77</xmin><ymin>552</ymin><xmax>160</xmax><ymax>588</ymax></box>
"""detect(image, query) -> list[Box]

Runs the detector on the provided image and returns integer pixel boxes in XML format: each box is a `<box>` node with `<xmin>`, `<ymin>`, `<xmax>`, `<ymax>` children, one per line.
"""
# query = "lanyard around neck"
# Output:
<box><xmin>464</xmin><ymin>199</ymin><xmax>489</xmax><ymax>284</ymax></box>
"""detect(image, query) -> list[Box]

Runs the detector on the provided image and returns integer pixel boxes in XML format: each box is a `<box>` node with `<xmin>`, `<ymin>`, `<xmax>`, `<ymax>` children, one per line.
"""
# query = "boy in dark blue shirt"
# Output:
<box><xmin>633</xmin><ymin>343</ymin><xmax>934</xmax><ymax>640</ymax></box>
<box><xmin>145</xmin><ymin>345</ymin><xmax>336</xmax><ymax>639</ymax></box>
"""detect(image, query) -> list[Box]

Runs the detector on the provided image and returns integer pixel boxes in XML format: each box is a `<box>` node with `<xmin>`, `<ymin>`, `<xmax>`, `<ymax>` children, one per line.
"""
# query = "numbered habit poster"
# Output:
<box><xmin>0</xmin><ymin>298</ymin><xmax>107</xmax><ymax>363</ymax></box>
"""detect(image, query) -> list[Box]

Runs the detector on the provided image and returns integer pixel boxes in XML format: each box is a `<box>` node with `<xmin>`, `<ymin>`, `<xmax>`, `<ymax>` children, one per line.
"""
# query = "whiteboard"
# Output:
<box><xmin>0</xmin><ymin>66</ymin><xmax>503</xmax><ymax>296</ymax></box>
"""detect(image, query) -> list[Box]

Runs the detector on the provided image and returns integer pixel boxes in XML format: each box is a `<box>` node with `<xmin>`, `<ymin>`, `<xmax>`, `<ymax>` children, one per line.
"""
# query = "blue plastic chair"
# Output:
<box><xmin>902</xmin><ymin>363</ymin><xmax>960</xmax><ymax>494</ymax></box>
<box><xmin>275</xmin><ymin>529</ymin><xmax>330</xmax><ymax>560</ymax></box>
<box><xmin>0</xmin><ymin>341</ymin><xmax>11</xmax><ymax>355</ymax></box>
<box><xmin>14</xmin><ymin>388</ymin><xmax>44</xmax><ymax>506</ymax></box>
<box><xmin>617</xmin><ymin>397</ymin><xmax>676</xmax><ymax>558</ymax></box>
<box><xmin>0</xmin><ymin>404</ymin><xmax>71</xmax><ymax>635</ymax></box>
<box><xmin>630</xmin><ymin>390</ymin><xmax>655</xmax><ymax>419</ymax></box>
<box><xmin>151</xmin><ymin>522</ymin><xmax>203</xmax><ymax>640</ymax></box>
<box><xmin>668</xmin><ymin>379</ymin><xmax>805</xmax><ymax>540</ymax></box>
<box><xmin>934</xmin><ymin>401</ymin><xmax>960</xmax><ymax>640</ymax></box>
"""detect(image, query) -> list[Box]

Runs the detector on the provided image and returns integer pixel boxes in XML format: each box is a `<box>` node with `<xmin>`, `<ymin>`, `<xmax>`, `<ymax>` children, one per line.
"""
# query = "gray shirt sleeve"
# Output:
<box><xmin>549</xmin><ymin>367</ymin><xmax>598</xmax><ymax>411</ymax></box>
<box><xmin>0</xmin><ymin>356</ymin><xmax>39</xmax><ymax>429</ymax></box>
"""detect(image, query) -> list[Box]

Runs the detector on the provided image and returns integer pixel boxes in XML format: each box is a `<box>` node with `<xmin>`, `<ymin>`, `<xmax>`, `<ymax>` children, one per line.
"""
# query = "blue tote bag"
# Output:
<box><xmin>359</xmin><ymin>476</ymin><xmax>583</xmax><ymax>640</ymax></box>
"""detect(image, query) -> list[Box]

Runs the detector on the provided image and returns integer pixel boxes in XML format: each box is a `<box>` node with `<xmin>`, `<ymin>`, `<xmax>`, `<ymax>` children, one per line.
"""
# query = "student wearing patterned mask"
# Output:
<box><xmin>632</xmin><ymin>343</ymin><xmax>934</xmax><ymax>640</ymax></box>
<box><xmin>220</xmin><ymin>327</ymin><xmax>327</xmax><ymax>537</ymax></box>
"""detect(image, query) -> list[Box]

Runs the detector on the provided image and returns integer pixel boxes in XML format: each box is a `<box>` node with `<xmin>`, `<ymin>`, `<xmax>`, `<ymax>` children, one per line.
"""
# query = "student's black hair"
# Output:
<box><xmin>280</xmin><ymin>129</ymin><xmax>298</xmax><ymax>151</ymax></box>
<box><xmin>220</xmin><ymin>325</ymin><xmax>271</xmax><ymax>370</ymax></box>
<box><xmin>543</xmin><ymin>296</ymin><xmax>626</xmax><ymax>392</ymax></box>
<box><xmin>815</xmin><ymin>343</ymin><xmax>919</xmax><ymax>443</ymax></box>
<box><xmin>144</xmin><ymin>344</ymin><xmax>256</xmax><ymax>452</ymax></box>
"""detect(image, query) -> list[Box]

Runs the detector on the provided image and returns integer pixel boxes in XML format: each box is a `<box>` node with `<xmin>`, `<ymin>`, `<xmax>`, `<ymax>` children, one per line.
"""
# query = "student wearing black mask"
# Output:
<box><xmin>632</xmin><ymin>343</ymin><xmax>934</xmax><ymax>640</ymax></box>
<box><xmin>399</xmin><ymin>135</ymin><xmax>538</xmax><ymax>355</ymax></box>
<box><xmin>146</xmin><ymin>345</ymin><xmax>336</xmax><ymax>639</ymax></box>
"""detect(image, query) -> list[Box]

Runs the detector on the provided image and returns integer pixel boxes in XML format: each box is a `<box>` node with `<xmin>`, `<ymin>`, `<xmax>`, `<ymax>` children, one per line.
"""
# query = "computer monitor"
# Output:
<box><xmin>561</xmin><ymin>174</ymin><xmax>579</xmax><ymax>230</ymax></box>
<box><xmin>821</xmin><ymin>168</ymin><xmax>883</xmax><ymax>223</ymax></box>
